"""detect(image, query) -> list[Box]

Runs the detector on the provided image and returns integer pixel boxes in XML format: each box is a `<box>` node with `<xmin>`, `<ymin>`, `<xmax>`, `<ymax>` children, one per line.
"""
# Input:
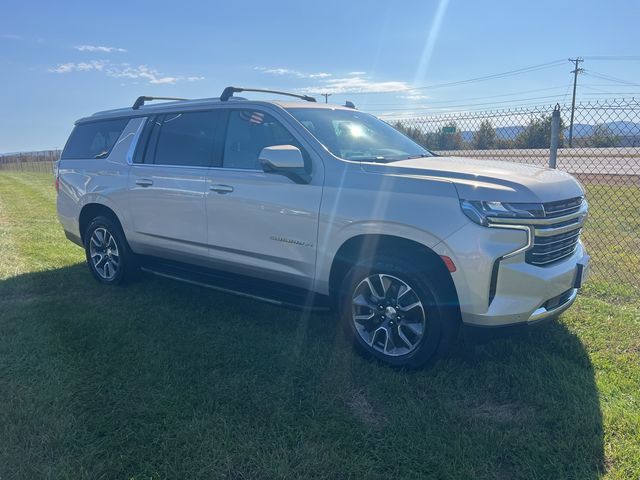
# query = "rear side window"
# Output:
<box><xmin>150</xmin><ymin>111</ymin><xmax>225</xmax><ymax>167</ymax></box>
<box><xmin>61</xmin><ymin>119</ymin><xmax>129</xmax><ymax>159</ymax></box>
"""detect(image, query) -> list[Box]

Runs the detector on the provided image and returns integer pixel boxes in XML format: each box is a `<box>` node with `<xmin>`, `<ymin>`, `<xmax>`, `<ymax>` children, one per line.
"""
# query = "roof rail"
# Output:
<box><xmin>220</xmin><ymin>86</ymin><xmax>316</xmax><ymax>103</ymax></box>
<box><xmin>132</xmin><ymin>96</ymin><xmax>189</xmax><ymax>110</ymax></box>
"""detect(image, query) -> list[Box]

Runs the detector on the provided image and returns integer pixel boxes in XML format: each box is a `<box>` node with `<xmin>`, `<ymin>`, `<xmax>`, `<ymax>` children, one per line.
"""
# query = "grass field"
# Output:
<box><xmin>0</xmin><ymin>172</ymin><xmax>638</xmax><ymax>479</ymax></box>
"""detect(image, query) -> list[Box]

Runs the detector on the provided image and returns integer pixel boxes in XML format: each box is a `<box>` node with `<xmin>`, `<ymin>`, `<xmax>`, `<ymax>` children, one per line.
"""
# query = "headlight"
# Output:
<box><xmin>460</xmin><ymin>200</ymin><xmax>544</xmax><ymax>226</ymax></box>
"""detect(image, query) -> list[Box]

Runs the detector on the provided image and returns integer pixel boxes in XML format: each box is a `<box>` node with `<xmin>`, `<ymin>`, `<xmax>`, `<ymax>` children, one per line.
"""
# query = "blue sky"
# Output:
<box><xmin>1</xmin><ymin>0</ymin><xmax>639</xmax><ymax>152</ymax></box>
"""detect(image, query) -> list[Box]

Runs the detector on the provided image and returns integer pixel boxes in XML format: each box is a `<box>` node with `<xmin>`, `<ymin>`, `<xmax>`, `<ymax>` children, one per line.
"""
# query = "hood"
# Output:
<box><xmin>361</xmin><ymin>156</ymin><xmax>584</xmax><ymax>203</ymax></box>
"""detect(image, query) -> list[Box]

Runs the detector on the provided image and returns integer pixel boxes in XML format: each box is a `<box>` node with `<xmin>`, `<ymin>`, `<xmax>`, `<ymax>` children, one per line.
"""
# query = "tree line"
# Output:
<box><xmin>394</xmin><ymin>115</ymin><xmax>620</xmax><ymax>150</ymax></box>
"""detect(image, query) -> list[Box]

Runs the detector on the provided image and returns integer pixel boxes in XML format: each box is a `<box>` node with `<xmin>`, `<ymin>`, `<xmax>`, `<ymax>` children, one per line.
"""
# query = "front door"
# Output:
<box><xmin>206</xmin><ymin>108</ymin><xmax>323</xmax><ymax>288</ymax></box>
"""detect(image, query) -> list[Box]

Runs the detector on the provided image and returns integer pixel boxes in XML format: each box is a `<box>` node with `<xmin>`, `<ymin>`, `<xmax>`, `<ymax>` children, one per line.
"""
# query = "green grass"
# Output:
<box><xmin>0</xmin><ymin>172</ymin><xmax>638</xmax><ymax>480</ymax></box>
<box><xmin>581</xmin><ymin>184</ymin><xmax>640</xmax><ymax>303</ymax></box>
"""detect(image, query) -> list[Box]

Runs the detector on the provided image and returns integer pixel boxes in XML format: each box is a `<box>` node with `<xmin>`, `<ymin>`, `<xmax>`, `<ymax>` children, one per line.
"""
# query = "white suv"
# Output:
<box><xmin>56</xmin><ymin>87</ymin><xmax>590</xmax><ymax>368</ymax></box>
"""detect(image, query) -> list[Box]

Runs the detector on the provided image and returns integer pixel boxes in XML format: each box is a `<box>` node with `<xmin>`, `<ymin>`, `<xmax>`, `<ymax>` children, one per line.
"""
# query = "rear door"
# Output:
<box><xmin>127</xmin><ymin>110</ymin><xmax>226</xmax><ymax>261</ymax></box>
<box><xmin>205</xmin><ymin>107</ymin><xmax>324</xmax><ymax>288</ymax></box>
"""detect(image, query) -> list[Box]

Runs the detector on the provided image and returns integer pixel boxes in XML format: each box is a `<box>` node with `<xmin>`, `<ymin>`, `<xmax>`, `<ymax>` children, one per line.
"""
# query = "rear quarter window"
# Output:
<box><xmin>61</xmin><ymin>118</ymin><xmax>129</xmax><ymax>160</ymax></box>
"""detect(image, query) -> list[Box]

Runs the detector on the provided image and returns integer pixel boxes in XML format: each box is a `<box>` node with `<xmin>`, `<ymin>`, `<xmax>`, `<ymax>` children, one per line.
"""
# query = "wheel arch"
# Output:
<box><xmin>79</xmin><ymin>203</ymin><xmax>125</xmax><ymax>244</ymax></box>
<box><xmin>328</xmin><ymin>234</ymin><xmax>460</xmax><ymax>311</ymax></box>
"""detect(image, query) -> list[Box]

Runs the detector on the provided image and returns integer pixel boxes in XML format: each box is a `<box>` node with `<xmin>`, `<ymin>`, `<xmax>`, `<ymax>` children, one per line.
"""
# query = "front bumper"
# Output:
<box><xmin>460</xmin><ymin>288</ymin><xmax>578</xmax><ymax>345</ymax></box>
<box><xmin>460</xmin><ymin>242</ymin><xmax>587</xmax><ymax>327</ymax></box>
<box><xmin>529</xmin><ymin>288</ymin><xmax>577</xmax><ymax>323</ymax></box>
<box><xmin>434</xmin><ymin>220</ymin><xmax>588</xmax><ymax>328</ymax></box>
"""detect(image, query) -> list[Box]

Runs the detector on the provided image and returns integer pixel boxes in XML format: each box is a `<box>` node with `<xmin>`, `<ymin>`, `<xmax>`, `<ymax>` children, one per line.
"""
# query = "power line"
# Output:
<box><xmin>562</xmin><ymin>76</ymin><xmax>575</xmax><ymax>103</ymax></box>
<box><xmin>376</xmin><ymin>95</ymin><xmax>640</xmax><ymax>118</ymax></box>
<box><xmin>580</xmin><ymin>83</ymin><xmax>640</xmax><ymax>87</ymax></box>
<box><xmin>583</xmin><ymin>55</ymin><xmax>640</xmax><ymax>61</ymax></box>
<box><xmin>581</xmin><ymin>84</ymin><xmax>616</xmax><ymax>94</ymax></box>
<box><xmin>368</xmin><ymin>94</ymin><xmax>569</xmax><ymax>112</ymax></box>
<box><xmin>328</xmin><ymin>59</ymin><xmax>567</xmax><ymax>96</ymax></box>
<box><xmin>377</xmin><ymin>100</ymin><xmax>568</xmax><ymax>117</ymax></box>
<box><xmin>360</xmin><ymin>86</ymin><xmax>569</xmax><ymax>106</ymax></box>
<box><xmin>583</xmin><ymin>92</ymin><xmax>640</xmax><ymax>96</ymax></box>
<box><xmin>364</xmin><ymin>84</ymin><xmax>640</xmax><ymax>108</ymax></box>
<box><xmin>583</xmin><ymin>70</ymin><xmax>640</xmax><ymax>86</ymax></box>
<box><xmin>578</xmin><ymin>84</ymin><xmax>640</xmax><ymax>95</ymax></box>
<box><xmin>405</xmin><ymin>59</ymin><xmax>567</xmax><ymax>90</ymax></box>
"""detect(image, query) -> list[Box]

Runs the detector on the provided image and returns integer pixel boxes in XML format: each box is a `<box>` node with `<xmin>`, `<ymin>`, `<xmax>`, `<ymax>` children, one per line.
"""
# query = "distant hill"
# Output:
<box><xmin>561</xmin><ymin>121</ymin><xmax>640</xmax><ymax>138</ymax></box>
<box><xmin>460</xmin><ymin>121</ymin><xmax>640</xmax><ymax>142</ymax></box>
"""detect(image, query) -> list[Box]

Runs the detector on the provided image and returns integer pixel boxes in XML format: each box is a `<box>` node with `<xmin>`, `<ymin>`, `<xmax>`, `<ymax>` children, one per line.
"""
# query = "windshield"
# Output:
<box><xmin>286</xmin><ymin>108</ymin><xmax>433</xmax><ymax>162</ymax></box>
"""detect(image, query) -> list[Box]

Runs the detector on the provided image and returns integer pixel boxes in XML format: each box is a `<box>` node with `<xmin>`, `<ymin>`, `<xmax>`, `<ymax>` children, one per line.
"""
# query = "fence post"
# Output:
<box><xmin>548</xmin><ymin>104</ymin><xmax>561</xmax><ymax>169</ymax></box>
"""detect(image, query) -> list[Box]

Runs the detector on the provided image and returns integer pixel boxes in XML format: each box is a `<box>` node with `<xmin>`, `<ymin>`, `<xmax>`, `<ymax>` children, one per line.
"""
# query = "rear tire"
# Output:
<box><xmin>339</xmin><ymin>256</ymin><xmax>459</xmax><ymax>368</ymax></box>
<box><xmin>84</xmin><ymin>215</ymin><xmax>137</xmax><ymax>285</ymax></box>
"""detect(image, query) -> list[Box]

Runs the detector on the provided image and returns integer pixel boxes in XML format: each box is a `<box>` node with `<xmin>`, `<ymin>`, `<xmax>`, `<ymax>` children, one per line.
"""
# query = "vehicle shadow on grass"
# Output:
<box><xmin>0</xmin><ymin>264</ymin><xmax>605</xmax><ymax>480</ymax></box>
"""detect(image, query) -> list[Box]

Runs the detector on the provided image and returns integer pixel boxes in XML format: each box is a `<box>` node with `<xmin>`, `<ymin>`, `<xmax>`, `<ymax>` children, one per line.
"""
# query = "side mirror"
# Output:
<box><xmin>258</xmin><ymin>145</ymin><xmax>310</xmax><ymax>184</ymax></box>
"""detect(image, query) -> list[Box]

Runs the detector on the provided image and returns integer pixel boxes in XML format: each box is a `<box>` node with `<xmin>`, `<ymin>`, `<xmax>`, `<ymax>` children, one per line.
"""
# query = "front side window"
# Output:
<box><xmin>151</xmin><ymin>110</ymin><xmax>225</xmax><ymax>167</ymax></box>
<box><xmin>223</xmin><ymin>110</ymin><xmax>300</xmax><ymax>170</ymax></box>
<box><xmin>286</xmin><ymin>108</ymin><xmax>432</xmax><ymax>162</ymax></box>
<box><xmin>61</xmin><ymin>118</ymin><xmax>129</xmax><ymax>160</ymax></box>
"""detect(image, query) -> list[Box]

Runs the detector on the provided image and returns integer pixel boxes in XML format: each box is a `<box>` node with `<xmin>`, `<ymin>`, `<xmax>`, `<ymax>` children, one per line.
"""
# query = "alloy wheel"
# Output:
<box><xmin>351</xmin><ymin>274</ymin><xmax>426</xmax><ymax>357</ymax></box>
<box><xmin>89</xmin><ymin>227</ymin><xmax>120</xmax><ymax>280</ymax></box>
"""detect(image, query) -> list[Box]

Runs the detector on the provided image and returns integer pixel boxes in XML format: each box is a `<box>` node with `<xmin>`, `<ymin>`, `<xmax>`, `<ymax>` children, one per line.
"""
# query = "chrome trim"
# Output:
<box><xmin>128</xmin><ymin>161</ymin><xmax>262</xmax><ymax>173</ymax></box>
<box><xmin>534</xmin><ymin>222</ymin><xmax>584</xmax><ymax>237</ymax></box>
<box><xmin>209</xmin><ymin>184</ymin><xmax>234</xmax><ymax>193</ymax></box>
<box><xmin>126</xmin><ymin>117</ymin><xmax>147</xmax><ymax>165</ymax></box>
<box><xmin>208</xmin><ymin>166</ymin><xmax>263</xmax><ymax>173</ymax></box>
<box><xmin>488</xmin><ymin>224</ymin><xmax>534</xmax><ymax>259</ymax></box>
<box><xmin>530</xmin><ymin>243</ymin><xmax>577</xmax><ymax>257</ymax></box>
<box><xmin>487</xmin><ymin>202</ymin><xmax>587</xmax><ymax>226</ymax></box>
<box><xmin>528</xmin><ymin>288</ymin><xmax>578</xmax><ymax>323</ymax></box>
<box><xmin>528</xmin><ymin>249</ymin><xmax>577</xmax><ymax>266</ymax></box>
<box><xmin>131</xmin><ymin>163</ymin><xmax>215</xmax><ymax>170</ymax></box>
<box><xmin>535</xmin><ymin>230</ymin><xmax>581</xmax><ymax>246</ymax></box>
<box><xmin>544</xmin><ymin>205</ymin><xmax>582</xmax><ymax>217</ymax></box>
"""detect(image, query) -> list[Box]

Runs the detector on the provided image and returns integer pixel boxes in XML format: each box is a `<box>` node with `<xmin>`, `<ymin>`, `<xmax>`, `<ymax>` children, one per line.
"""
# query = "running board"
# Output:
<box><xmin>139</xmin><ymin>261</ymin><xmax>330</xmax><ymax>312</ymax></box>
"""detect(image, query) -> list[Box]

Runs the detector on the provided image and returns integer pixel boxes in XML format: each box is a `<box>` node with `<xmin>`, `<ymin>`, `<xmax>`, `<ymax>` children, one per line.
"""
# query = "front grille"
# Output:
<box><xmin>525</xmin><ymin>196</ymin><xmax>585</xmax><ymax>266</ymax></box>
<box><xmin>526</xmin><ymin>228</ymin><xmax>581</xmax><ymax>266</ymax></box>
<box><xmin>543</xmin><ymin>196</ymin><xmax>583</xmax><ymax>218</ymax></box>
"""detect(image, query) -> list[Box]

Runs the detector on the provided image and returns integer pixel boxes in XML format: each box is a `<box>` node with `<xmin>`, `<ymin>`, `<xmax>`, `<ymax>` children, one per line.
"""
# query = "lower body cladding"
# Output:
<box><xmin>434</xmin><ymin>222</ymin><xmax>589</xmax><ymax>329</ymax></box>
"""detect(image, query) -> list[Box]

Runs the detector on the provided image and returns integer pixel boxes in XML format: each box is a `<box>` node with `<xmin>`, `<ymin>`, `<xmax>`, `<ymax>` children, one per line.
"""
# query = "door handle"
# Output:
<box><xmin>209</xmin><ymin>184</ymin><xmax>234</xmax><ymax>194</ymax></box>
<box><xmin>135</xmin><ymin>178</ymin><xmax>154</xmax><ymax>187</ymax></box>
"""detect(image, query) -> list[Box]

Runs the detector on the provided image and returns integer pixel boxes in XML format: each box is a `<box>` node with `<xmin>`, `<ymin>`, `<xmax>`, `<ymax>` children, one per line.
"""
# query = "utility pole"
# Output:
<box><xmin>320</xmin><ymin>93</ymin><xmax>332</xmax><ymax>104</ymax></box>
<box><xmin>568</xmin><ymin>57</ymin><xmax>584</xmax><ymax>147</ymax></box>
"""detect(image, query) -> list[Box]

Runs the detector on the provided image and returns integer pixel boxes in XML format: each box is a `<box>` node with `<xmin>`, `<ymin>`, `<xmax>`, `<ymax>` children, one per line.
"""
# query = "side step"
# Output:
<box><xmin>139</xmin><ymin>258</ymin><xmax>330</xmax><ymax>312</ymax></box>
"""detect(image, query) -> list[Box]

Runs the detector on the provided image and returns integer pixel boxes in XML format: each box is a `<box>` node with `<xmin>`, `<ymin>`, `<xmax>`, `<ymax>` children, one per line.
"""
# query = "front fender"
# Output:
<box><xmin>313</xmin><ymin>167</ymin><xmax>469</xmax><ymax>295</ymax></box>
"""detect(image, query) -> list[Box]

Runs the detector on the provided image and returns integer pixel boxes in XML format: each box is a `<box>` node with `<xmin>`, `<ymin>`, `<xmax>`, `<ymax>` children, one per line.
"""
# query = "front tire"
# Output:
<box><xmin>339</xmin><ymin>257</ymin><xmax>459</xmax><ymax>368</ymax></box>
<box><xmin>84</xmin><ymin>216</ymin><xmax>136</xmax><ymax>285</ymax></box>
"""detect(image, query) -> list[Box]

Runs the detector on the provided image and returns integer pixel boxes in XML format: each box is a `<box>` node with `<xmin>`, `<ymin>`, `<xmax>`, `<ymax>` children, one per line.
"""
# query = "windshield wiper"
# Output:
<box><xmin>406</xmin><ymin>154</ymin><xmax>431</xmax><ymax>159</ymax></box>
<box><xmin>353</xmin><ymin>156</ymin><xmax>388</xmax><ymax>163</ymax></box>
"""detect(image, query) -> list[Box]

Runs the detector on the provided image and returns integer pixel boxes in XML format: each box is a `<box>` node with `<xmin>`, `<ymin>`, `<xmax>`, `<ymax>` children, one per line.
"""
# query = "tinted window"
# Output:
<box><xmin>153</xmin><ymin>111</ymin><xmax>225</xmax><ymax>167</ymax></box>
<box><xmin>223</xmin><ymin>110</ymin><xmax>300</xmax><ymax>170</ymax></box>
<box><xmin>61</xmin><ymin>119</ymin><xmax>129</xmax><ymax>159</ymax></box>
<box><xmin>140</xmin><ymin>116</ymin><xmax>162</xmax><ymax>165</ymax></box>
<box><xmin>287</xmin><ymin>108</ymin><xmax>432</xmax><ymax>162</ymax></box>
<box><xmin>132</xmin><ymin>116</ymin><xmax>155</xmax><ymax>164</ymax></box>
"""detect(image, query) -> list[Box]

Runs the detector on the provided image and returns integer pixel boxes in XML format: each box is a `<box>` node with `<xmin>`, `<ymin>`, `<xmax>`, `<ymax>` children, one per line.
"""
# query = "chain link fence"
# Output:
<box><xmin>0</xmin><ymin>149</ymin><xmax>60</xmax><ymax>173</ymax></box>
<box><xmin>1</xmin><ymin>99</ymin><xmax>638</xmax><ymax>291</ymax></box>
<box><xmin>391</xmin><ymin>98</ymin><xmax>640</xmax><ymax>291</ymax></box>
